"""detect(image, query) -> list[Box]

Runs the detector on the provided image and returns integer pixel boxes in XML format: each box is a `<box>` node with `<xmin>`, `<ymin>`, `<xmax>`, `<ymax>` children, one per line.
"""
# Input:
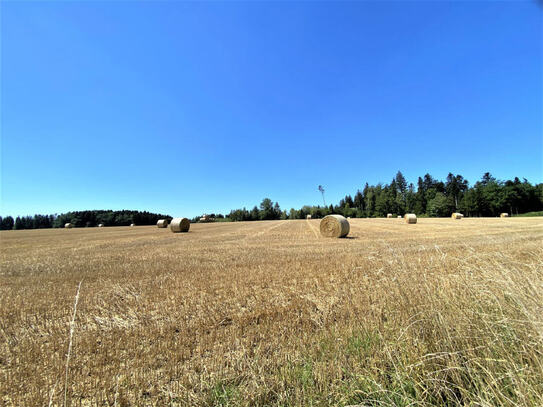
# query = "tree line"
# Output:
<box><xmin>227</xmin><ymin>198</ymin><xmax>283</xmax><ymax>221</ymax></box>
<box><xmin>0</xmin><ymin>210</ymin><xmax>172</xmax><ymax>230</ymax></box>
<box><xmin>224</xmin><ymin>172</ymin><xmax>543</xmax><ymax>221</ymax></box>
<box><xmin>2</xmin><ymin>172</ymin><xmax>541</xmax><ymax>230</ymax></box>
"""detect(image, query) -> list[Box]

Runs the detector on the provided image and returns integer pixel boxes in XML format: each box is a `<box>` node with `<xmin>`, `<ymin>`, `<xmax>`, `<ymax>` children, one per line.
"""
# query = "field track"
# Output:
<box><xmin>1</xmin><ymin>218</ymin><xmax>542</xmax><ymax>406</ymax></box>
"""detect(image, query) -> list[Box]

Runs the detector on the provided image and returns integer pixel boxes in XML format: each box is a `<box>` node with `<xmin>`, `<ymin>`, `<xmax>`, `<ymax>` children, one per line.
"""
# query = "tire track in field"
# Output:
<box><xmin>237</xmin><ymin>221</ymin><xmax>288</xmax><ymax>244</ymax></box>
<box><xmin>254</xmin><ymin>220</ymin><xmax>288</xmax><ymax>237</ymax></box>
<box><xmin>306</xmin><ymin>219</ymin><xmax>319</xmax><ymax>238</ymax></box>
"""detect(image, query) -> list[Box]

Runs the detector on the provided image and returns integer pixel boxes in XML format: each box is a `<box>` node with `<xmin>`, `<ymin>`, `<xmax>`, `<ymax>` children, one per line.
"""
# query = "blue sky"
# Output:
<box><xmin>1</xmin><ymin>1</ymin><xmax>541</xmax><ymax>217</ymax></box>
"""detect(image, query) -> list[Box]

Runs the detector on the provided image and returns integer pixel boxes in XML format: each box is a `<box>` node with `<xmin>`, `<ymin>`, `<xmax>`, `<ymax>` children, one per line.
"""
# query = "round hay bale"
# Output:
<box><xmin>387</xmin><ymin>213</ymin><xmax>392</xmax><ymax>218</ymax></box>
<box><xmin>451</xmin><ymin>213</ymin><xmax>463</xmax><ymax>219</ymax></box>
<box><xmin>157</xmin><ymin>219</ymin><xmax>168</xmax><ymax>228</ymax></box>
<box><xmin>320</xmin><ymin>214</ymin><xmax>350</xmax><ymax>238</ymax></box>
<box><xmin>306</xmin><ymin>214</ymin><xmax>312</xmax><ymax>219</ymax></box>
<box><xmin>500</xmin><ymin>213</ymin><xmax>509</xmax><ymax>218</ymax></box>
<box><xmin>64</xmin><ymin>223</ymin><xmax>73</xmax><ymax>229</ymax></box>
<box><xmin>397</xmin><ymin>215</ymin><xmax>402</xmax><ymax>219</ymax></box>
<box><xmin>98</xmin><ymin>224</ymin><xmax>104</xmax><ymax>227</ymax></box>
<box><xmin>170</xmin><ymin>217</ymin><xmax>190</xmax><ymax>233</ymax></box>
<box><xmin>130</xmin><ymin>223</ymin><xmax>135</xmax><ymax>227</ymax></box>
<box><xmin>404</xmin><ymin>214</ymin><xmax>417</xmax><ymax>224</ymax></box>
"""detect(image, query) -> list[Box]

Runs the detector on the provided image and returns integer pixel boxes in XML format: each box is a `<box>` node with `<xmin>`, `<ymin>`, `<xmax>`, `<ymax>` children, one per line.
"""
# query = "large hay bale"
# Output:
<box><xmin>451</xmin><ymin>213</ymin><xmax>463</xmax><ymax>219</ymax></box>
<box><xmin>320</xmin><ymin>214</ymin><xmax>350</xmax><ymax>238</ymax></box>
<box><xmin>157</xmin><ymin>219</ymin><xmax>168</xmax><ymax>228</ymax></box>
<box><xmin>98</xmin><ymin>224</ymin><xmax>104</xmax><ymax>227</ymax></box>
<box><xmin>404</xmin><ymin>214</ymin><xmax>417</xmax><ymax>224</ymax></box>
<box><xmin>387</xmin><ymin>213</ymin><xmax>392</xmax><ymax>218</ymax></box>
<box><xmin>64</xmin><ymin>223</ymin><xmax>73</xmax><ymax>229</ymax></box>
<box><xmin>170</xmin><ymin>217</ymin><xmax>190</xmax><ymax>233</ymax></box>
<box><xmin>306</xmin><ymin>215</ymin><xmax>312</xmax><ymax>220</ymax></box>
<box><xmin>500</xmin><ymin>213</ymin><xmax>509</xmax><ymax>218</ymax></box>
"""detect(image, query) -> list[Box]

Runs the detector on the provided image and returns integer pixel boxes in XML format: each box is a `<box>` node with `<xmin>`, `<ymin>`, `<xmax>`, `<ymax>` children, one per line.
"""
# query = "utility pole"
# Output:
<box><xmin>318</xmin><ymin>185</ymin><xmax>326</xmax><ymax>207</ymax></box>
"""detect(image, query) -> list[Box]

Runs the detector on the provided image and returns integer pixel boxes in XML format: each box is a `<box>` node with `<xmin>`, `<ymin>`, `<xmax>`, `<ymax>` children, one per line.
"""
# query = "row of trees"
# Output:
<box><xmin>2</xmin><ymin>172</ymin><xmax>541</xmax><ymax>230</ymax></box>
<box><xmin>226</xmin><ymin>172</ymin><xmax>542</xmax><ymax>221</ymax></box>
<box><xmin>227</xmin><ymin>198</ymin><xmax>284</xmax><ymax>221</ymax></box>
<box><xmin>190</xmin><ymin>214</ymin><xmax>226</xmax><ymax>223</ymax></box>
<box><xmin>328</xmin><ymin>172</ymin><xmax>542</xmax><ymax>218</ymax></box>
<box><xmin>0</xmin><ymin>210</ymin><xmax>172</xmax><ymax>230</ymax></box>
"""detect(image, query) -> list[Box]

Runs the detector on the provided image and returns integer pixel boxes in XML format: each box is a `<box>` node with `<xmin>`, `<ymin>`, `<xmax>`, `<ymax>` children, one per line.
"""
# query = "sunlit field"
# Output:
<box><xmin>1</xmin><ymin>218</ymin><xmax>542</xmax><ymax>406</ymax></box>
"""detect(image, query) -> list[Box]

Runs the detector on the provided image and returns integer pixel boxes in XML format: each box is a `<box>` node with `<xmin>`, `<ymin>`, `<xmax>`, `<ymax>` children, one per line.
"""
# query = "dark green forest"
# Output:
<box><xmin>0</xmin><ymin>210</ymin><xmax>172</xmax><ymax>230</ymax></box>
<box><xmin>1</xmin><ymin>172</ymin><xmax>542</xmax><ymax>230</ymax></box>
<box><xmin>227</xmin><ymin>172</ymin><xmax>543</xmax><ymax>221</ymax></box>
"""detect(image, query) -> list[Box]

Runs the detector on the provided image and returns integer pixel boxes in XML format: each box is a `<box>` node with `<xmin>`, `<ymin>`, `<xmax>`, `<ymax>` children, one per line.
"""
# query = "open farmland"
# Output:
<box><xmin>1</xmin><ymin>218</ymin><xmax>543</xmax><ymax>406</ymax></box>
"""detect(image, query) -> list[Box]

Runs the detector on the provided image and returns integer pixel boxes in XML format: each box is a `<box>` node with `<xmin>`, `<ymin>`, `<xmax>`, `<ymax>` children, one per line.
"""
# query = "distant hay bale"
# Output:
<box><xmin>320</xmin><ymin>214</ymin><xmax>350</xmax><ymax>238</ymax></box>
<box><xmin>397</xmin><ymin>215</ymin><xmax>402</xmax><ymax>219</ymax></box>
<box><xmin>500</xmin><ymin>213</ymin><xmax>509</xmax><ymax>218</ymax></box>
<box><xmin>64</xmin><ymin>223</ymin><xmax>73</xmax><ymax>229</ymax></box>
<box><xmin>451</xmin><ymin>213</ymin><xmax>463</xmax><ymax>219</ymax></box>
<box><xmin>170</xmin><ymin>217</ymin><xmax>190</xmax><ymax>233</ymax></box>
<box><xmin>306</xmin><ymin>215</ymin><xmax>312</xmax><ymax>219</ymax></box>
<box><xmin>98</xmin><ymin>224</ymin><xmax>104</xmax><ymax>227</ymax></box>
<box><xmin>387</xmin><ymin>213</ymin><xmax>392</xmax><ymax>218</ymax></box>
<box><xmin>130</xmin><ymin>224</ymin><xmax>135</xmax><ymax>227</ymax></box>
<box><xmin>404</xmin><ymin>214</ymin><xmax>417</xmax><ymax>224</ymax></box>
<box><xmin>157</xmin><ymin>219</ymin><xmax>168</xmax><ymax>228</ymax></box>
<box><xmin>347</xmin><ymin>216</ymin><xmax>351</xmax><ymax>219</ymax></box>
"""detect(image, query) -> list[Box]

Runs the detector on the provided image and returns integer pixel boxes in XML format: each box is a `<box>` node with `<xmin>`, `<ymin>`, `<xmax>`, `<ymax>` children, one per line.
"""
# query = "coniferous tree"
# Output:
<box><xmin>445</xmin><ymin>173</ymin><xmax>469</xmax><ymax>210</ymax></box>
<box><xmin>354</xmin><ymin>190</ymin><xmax>364</xmax><ymax>211</ymax></box>
<box><xmin>413</xmin><ymin>177</ymin><xmax>425</xmax><ymax>214</ymax></box>
<box><xmin>0</xmin><ymin>216</ymin><xmax>14</xmax><ymax>230</ymax></box>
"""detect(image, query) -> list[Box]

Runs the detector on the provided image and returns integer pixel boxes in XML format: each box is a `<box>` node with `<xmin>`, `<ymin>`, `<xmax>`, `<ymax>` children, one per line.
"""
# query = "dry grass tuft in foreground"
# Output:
<box><xmin>1</xmin><ymin>218</ymin><xmax>542</xmax><ymax>406</ymax></box>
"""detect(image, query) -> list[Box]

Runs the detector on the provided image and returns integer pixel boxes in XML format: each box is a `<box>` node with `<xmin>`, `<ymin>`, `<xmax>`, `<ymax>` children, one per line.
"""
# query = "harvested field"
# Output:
<box><xmin>1</xmin><ymin>218</ymin><xmax>543</xmax><ymax>406</ymax></box>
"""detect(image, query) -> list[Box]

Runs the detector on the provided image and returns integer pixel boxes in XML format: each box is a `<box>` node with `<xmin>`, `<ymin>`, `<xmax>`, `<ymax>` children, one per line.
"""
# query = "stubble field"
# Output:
<box><xmin>1</xmin><ymin>218</ymin><xmax>542</xmax><ymax>406</ymax></box>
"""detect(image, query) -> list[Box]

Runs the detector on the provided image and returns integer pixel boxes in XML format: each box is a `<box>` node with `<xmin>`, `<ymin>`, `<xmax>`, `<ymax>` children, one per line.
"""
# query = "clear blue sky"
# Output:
<box><xmin>1</xmin><ymin>1</ymin><xmax>542</xmax><ymax>217</ymax></box>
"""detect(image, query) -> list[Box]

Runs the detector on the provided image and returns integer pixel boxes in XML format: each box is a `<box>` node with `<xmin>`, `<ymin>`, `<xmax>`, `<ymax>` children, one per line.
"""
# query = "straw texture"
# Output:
<box><xmin>170</xmin><ymin>217</ymin><xmax>190</xmax><ymax>233</ymax></box>
<box><xmin>319</xmin><ymin>215</ymin><xmax>350</xmax><ymax>238</ymax></box>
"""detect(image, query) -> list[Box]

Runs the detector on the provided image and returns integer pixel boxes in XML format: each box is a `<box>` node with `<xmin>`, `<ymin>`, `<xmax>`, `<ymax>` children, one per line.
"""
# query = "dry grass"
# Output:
<box><xmin>1</xmin><ymin>218</ymin><xmax>542</xmax><ymax>406</ymax></box>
